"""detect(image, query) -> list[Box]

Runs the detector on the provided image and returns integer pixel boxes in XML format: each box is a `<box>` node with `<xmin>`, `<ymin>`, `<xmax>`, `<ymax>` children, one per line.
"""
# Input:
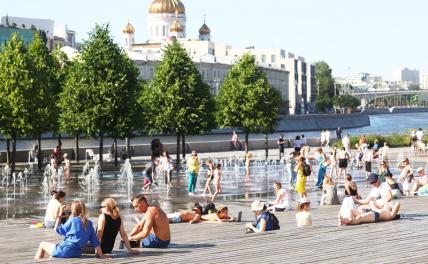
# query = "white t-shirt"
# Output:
<box><xmin>296</xmin><ymin>211</ymin><xmax>312</xmax><ymax>227</ymax></box>
<box><xmin>368</xmin><ymin>183</ymin><xmax>390</xmax><ymax>201</ymax></box>
<box><xmin>160</xmin><ymin>156</ymin><xmax>172</xmax><ymax>171</ymax></box>
<box><xmin>342</xmin><ymin>137</ymin><xmax>350</xmax><ymax>149</ymax></box>
<box><xmin>45</xmin><ymin>199</ymin><xmax>61</xmax><ymax>222</ymax></box>
<box><xmin>416</xmin><ymin>130</ymin><xmax>424</xmax><ymax>141</ymax></box>
<box><xmin>275</xmin><ymin>188</ymin><xmax>291</xmax><ymax>208</ymax></box>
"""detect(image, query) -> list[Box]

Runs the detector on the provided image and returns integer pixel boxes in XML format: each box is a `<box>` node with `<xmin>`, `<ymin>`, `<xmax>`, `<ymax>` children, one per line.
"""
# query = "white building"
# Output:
<box><xmin>0</xmin><ymin>15</ymin><xmax>76</xmax><ymax>50</ymax></box>
<box><xmin>393</xmin><ymin>67</ymin><xmax>420</xmax><ymax>84</ymax></box>
<box><xmin>420</xmin><ymin>72</ymin><xmax>428</xmax><ymax>90</ymax></box>
<box><xmin>121</xmin><ymin>0</ymin><xmax>314</xmax><ymax>115</ymax></box>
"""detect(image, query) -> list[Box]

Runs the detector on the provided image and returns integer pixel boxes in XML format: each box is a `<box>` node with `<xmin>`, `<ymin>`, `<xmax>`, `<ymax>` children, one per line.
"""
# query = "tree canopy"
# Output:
<box><xmin>314</xmin><ymin>61</ymin><xmax>335</xmax><ymax>111</ymax></box>
<box><xmin>216</xmin><ymin>53</ymin><xmax>282</xmax><ymax>151</ymax></box>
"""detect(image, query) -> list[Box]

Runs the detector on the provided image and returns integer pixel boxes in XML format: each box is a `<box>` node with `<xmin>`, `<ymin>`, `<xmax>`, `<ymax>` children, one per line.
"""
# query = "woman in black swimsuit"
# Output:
<box><xmin>96</xmin><ymin>198</ymin><xmax>138</xmax><ymax>254</ymax></box>
<box><xmin>344</xmin><ymin>174</ymin><xmax>359</xmax><ymax>198</ymax></box>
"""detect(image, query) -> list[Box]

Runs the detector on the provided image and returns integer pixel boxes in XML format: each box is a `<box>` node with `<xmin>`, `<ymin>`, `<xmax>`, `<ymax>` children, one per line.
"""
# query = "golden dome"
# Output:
<box><xmin>122</xmin><ymin>21</ymin><xmax>135</xmax><ymax>34</ymax></box>
<box><xmin>149</xmin><ymin>0</ymin><xmax>185</xmax><ymax>14</ymax></box>
<box><xmin>199</xmin><ymin>23</ymin><xmax>210</xmax><ymax>35</ymax></box>
<box><xmin>170</xmin><ymin>20</ymin><xmax>183</xmax><ymax>32</ymax></box>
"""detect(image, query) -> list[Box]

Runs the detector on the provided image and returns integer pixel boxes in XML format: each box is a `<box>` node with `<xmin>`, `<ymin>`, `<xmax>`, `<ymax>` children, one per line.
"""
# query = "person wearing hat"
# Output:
<box><xmin>187</xmin><ymin>151</ymin><xmax>200</xmax><ymax>195</ymax></box>
<box><xmin>245</xmin><ymin>201</ymin><xmax>279</xmax><ymax>233</ymax></box>
<box><xmin>296</xmin><ymin>198</ymin><xmax>312</xmax><ymax>227</ymax></box>
<box><xmin>412</xmin><ymin>167</ymin><xmax>428</xmax><ymax>195</ymax></box>
<box><xmin>355</xmin><ymin>173</ymin><xmax>392</xmax><ymax>210</ymax></box>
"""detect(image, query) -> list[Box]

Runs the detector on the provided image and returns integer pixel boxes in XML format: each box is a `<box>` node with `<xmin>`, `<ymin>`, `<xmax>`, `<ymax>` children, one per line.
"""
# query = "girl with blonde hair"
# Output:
<box><xmin>35</xmin><ymin>200</ymin><xmax>108</xmax><ymax>259</ymax></box>
<box><xmin>96</xmin><ymin>198</ymin><xmax>138</xmax><ymax>254</ymax></box>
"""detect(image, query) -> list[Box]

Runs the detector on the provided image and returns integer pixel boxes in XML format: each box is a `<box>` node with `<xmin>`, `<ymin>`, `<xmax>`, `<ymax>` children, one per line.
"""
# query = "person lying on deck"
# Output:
<box><xmin>339</xmin><ymin>197</ymin><xmax>400</xmax><ymax>226</ymax></box>
<box><xmin>167</xmin><ymin>204</ymin><xmax>203</xmax><ymax>224</ymax></box>
<box><xmin>201</xmin><ymin>205</ymin><xmax>237</xmax><ymax>223</ymax></box>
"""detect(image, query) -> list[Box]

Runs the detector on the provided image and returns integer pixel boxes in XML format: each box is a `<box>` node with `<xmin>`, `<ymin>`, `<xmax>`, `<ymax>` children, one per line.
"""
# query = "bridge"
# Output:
<box><xmin>351</xmin><ymin>90</ymin><xmax>428</xmax><ymax>107</ymax></box>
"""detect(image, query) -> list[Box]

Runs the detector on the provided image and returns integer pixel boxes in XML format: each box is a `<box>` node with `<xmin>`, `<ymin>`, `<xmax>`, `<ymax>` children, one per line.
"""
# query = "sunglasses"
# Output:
<box><xmin>98</xmin><ymin>205</ymin><xmax>106</xmax><ymax>209</ymax></box>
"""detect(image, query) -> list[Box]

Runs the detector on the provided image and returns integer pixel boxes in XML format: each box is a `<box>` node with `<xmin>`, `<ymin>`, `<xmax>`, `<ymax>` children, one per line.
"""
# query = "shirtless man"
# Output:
<box><xmin>129</xmin><ymin>195</ymin><xmax>171</xmax><ymax>248</ymax></box>
<box><xmin>167</xmin><ymin>204</ymin><xmax>202</xmax><ymax>224</ymax></box>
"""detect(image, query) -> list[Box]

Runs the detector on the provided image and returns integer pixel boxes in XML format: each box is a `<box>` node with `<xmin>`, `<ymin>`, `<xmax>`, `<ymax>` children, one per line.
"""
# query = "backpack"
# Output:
<box><xmin>268</xmin><ymin>212</ymin><xmax>280</xmax><ymax>231</ymax></box>
<box><xmin>303</xmin><ymin>163</ymin><xmax>311</xmax><ymax>176</ymax></box>
<box><xmin>202</xmin><ymin>202</ymin><xmax>217</xmax><ymax>215</ymax></box>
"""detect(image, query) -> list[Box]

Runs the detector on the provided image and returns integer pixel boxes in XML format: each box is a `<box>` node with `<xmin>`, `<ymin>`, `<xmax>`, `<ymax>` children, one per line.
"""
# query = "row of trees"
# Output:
<box><xmin>0</xmin><ymin>24</ymin><xmax>282</xmax><ymax>171</ymax></box>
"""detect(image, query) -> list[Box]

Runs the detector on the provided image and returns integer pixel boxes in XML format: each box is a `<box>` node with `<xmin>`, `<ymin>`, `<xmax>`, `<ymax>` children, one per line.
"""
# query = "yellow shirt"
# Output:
<box><xmin>188</xmin><ymin>158</ymin><xmax>199</xmax><ymax>173</ymax></box>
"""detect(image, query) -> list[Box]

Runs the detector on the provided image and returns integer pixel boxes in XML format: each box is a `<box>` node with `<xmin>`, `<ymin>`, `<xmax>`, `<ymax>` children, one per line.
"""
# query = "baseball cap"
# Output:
<box><xmin>416</xmin><ymin>167</ymin><xmax>424</xmax><ymax>173</ymax></box>
<box><xmin>367</xmin><ymin>173</ymin><xmax>379</xmax><ymax>184</ymax></box>
<box><xmin>251</xmin><ymin>200</ymin><xmax>265</xmax><ymax>211</ymax></box>
<box><xmin>298</xmin><ymin>197</ymin><xmax>311</xmax><ymax>204</ymax></box>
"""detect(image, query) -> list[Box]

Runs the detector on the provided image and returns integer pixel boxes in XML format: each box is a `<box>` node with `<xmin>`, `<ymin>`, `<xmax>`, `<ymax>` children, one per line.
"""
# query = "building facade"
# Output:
<box><xmin>122</xmin><ymin>0</ymin><xmax>314</xmax><ymax>115</ymax></box>
<box><xmin>420</xmin><ymin>72</ymin><xmax>428</xmax><ymax>90</ymax></box>
<box><xmin>0</xmin><ymin>16</ymin><xmax>76</xmax><ymax>50</ymax></box>
<box><xmin>393</xmin><ymin>67</ymin><xmax>420</xmax><ymax>84</ymax></box>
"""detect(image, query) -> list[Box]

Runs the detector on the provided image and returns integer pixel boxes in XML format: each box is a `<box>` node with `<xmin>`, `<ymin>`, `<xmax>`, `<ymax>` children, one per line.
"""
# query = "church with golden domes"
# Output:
<box><xmin>122</xmin><ymin>0</ymin><xmax>315</xmax><ymax>115</ymax></box>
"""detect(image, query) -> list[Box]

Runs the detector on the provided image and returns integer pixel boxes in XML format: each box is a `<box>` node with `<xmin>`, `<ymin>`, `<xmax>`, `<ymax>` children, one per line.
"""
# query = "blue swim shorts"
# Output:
<box><xmin>142</xmin><ymin>233</ymin><xmax>170</xmax><ymax>248</ymax></box>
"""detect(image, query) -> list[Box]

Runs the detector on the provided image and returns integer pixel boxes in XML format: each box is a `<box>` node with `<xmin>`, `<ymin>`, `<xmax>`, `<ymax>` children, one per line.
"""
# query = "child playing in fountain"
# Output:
<box><xmin>63</xmin><ymin>153</ymin><xmax>70</xmax><ymax>181</ymax></box>
<box><xmin>211</xmin><ymin>163</ymin><xmax>222</xmax><ymax>202</ymax></box>
<box><xmin>50</xmin><ymin>154</ymin><xmax>58</xmax><ymax>183</ymax></box>
<box><xmin>44</xmin><ymin>190</ymin><xmax>66</xmax><ymax>228</ymax></box>
<box><xmin>245</xmin><ymin>152</ymin><xmax>253</xmax><ymax>182</ymax></box>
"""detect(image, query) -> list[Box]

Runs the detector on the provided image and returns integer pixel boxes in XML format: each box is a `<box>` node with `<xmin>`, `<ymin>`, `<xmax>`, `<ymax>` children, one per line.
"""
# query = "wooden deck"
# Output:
<box><xmin>0</xmin><ymin>195</ymin><xmax>428</xmax><ymax>264</ymax></box>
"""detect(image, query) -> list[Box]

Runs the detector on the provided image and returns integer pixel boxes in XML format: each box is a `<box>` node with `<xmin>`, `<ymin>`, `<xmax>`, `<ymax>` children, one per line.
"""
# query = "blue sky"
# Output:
<box><xmin>2</xmin><ymin>0</ymin><xmax>427</xmax><ymax>79</ymax></box>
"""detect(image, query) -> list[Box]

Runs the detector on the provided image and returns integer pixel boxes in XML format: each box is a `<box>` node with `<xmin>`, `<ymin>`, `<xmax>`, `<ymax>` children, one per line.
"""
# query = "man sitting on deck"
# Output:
<box><xmin>129</xmin><ymin>195</ymin><xmax>171</xmax><ymax>248</ymax></box>
<box><xmin>354</xmin><ymin>173</ymin><xmax>392</xmax><ymax>210</ymax></box>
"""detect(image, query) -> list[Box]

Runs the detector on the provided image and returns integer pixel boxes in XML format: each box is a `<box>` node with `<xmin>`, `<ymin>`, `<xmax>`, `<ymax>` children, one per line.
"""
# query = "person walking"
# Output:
<box><xmin>277</xmin><ymin>134</ymin><xmax>286</xmax><ymax>160</ymax></box>
<box><xmin>295</xmin><ymin>156</ymin><xmax>308</xmax><ymax>198</ymax></box>
<box><xmin>315</xmin><ymin>148</ymin><xmax>330</xmax><ymax>190</ymax></box>
<box><xmin>337</xmin><ymin>147</ymin><xmax>350</xmax><ymax>184</ymax></box>
<box><xmin>203</xmin><ymin>159</ymin><xmax>214</xmax><ymax>195</ymax></box>
<box><xmin>160</xmin><ymin>151</ymin><xmax>173</xmax><ymax>189</ymax></box>
<box><xmin>187</xmin><ymin>151</ymin><xmax>200</xmax><ymax>195</ymax></box>
<box><xmin>336</xmin><ymin>127</ymin><xmax>343</xmax><ymax>140</ymax></box>
<box><xmin>211</xmin><ymin>164</ymin><xmax>222</xmax><ymax>202</ymax></box>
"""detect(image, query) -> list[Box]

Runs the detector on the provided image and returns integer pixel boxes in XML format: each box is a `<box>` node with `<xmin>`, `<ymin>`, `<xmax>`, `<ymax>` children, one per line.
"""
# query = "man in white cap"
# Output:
<box><xmin>245</xmin><ymin>201</ymin><xmax>279</xmax><ymax>233</ymax></box>
<box><xmin>412</xmin><ymin>167</ymin><xmax>428</xmax><ymax>194</ymax></box>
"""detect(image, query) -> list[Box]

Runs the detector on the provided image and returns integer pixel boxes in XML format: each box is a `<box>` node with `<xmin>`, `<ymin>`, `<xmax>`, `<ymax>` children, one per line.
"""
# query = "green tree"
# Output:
<box><xmin>141</xmin><ymin>40</ymin><xmax>216</xmax><ymax>166</ymax></box>
<box><xmin>58</xmin><ymin>61</ymin><xmax>88</xmax><ymax>164</ymax></box>
<box><xmin>333</xmin><ymin>94</ymin><xmax>361</xmax><ymax>113</ymax></box>
<box><xmin>315</xmin><ymin>61</ymin><xmax>335</xmax><ymax>111</ymax></box>
<box><xmin>60</xmin><ymin>24</ymin><xmax>142</xmax><ymax>168</ymax></box>
<box><xmin>0</xmin><ymin>33</ymin><xmax>33</xmax><ymax>172</ymax></box>
<box><xmin>216</xmin><ymin>54</ymin><xmax>281</xmax><ymax>153</ymax></box>
<box><xmin>27</xmin><ymin>32</ymin><xmax>59</xmax><ymax>170</ymax></box>
<box><xmin>260</xmin><ymin>87</ymin><xmax>282</xmax><ymax>160</ymax></box>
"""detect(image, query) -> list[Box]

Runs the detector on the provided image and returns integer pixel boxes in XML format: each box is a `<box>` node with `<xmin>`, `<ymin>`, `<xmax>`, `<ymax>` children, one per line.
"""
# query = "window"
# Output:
<box><xmin>271</xmin><ymin>55</ymin><xmax>276</xmax><ymax>63</ymax></box>
<box><xmin>163</xmin><ymin>25</ymin><xmax>166</xmax><ymax>36</ymax></box>
<box><xmin>261</xmin><ymin>55</ymin><xmax>266</xmax><ymax>63</ymax></box>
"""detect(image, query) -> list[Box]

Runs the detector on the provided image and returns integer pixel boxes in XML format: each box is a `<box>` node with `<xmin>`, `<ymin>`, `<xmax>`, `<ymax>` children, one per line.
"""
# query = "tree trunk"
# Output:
<box><xmin>114</xmin><ymin>137</ymin><xmax>118</xmax><ymax>167</ymax></box>
<box><xmin>57</xmin><ymin>134</ymin><xmax>62</xmax><ymax>148</ymax></box>
<box><xmin>75</xmin><ymin>134</ymin><xmax>79</xmax><ymax>163</ymax></box>
<box><xmin>6</xmin><ymin>139</ymin><xmax>10</xmax><ymax>166</ymax></box>
<box><xmin>176</xmin><ymin>132</ymin><xmax>181</xmax><ymax>170</ymax></box>
<box><xmin>265</xmin><ymin>133</ymin><xmax>269</xmax><ymax>161</ymax></box>
<box><xmin>99</xmin><ymin>134</ymin><xmax>104</xmax><ymax>169</ymax></box>
<box><xmin>37</xmin><ymin>136</ymin><xmax>42</xmax><ymax>171</ymax></box>
<box><xmin>126</xmin><ymin>137</ymin><xmax>131</xmax><ymax>160</ymax></box>
<box><xmin>182</xmin><ymin>133</ymin><xmax>186</xmax><ymax>161</ymax></box>
<box><xmin>11</xmin><ymin>136</ymin><xmax>16</xmax><ymax>173</ymax></box>
<box><xmin>245</xmin><ymin>132</ymin><xmax>249</xmax><ymax>153</ymax></box>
